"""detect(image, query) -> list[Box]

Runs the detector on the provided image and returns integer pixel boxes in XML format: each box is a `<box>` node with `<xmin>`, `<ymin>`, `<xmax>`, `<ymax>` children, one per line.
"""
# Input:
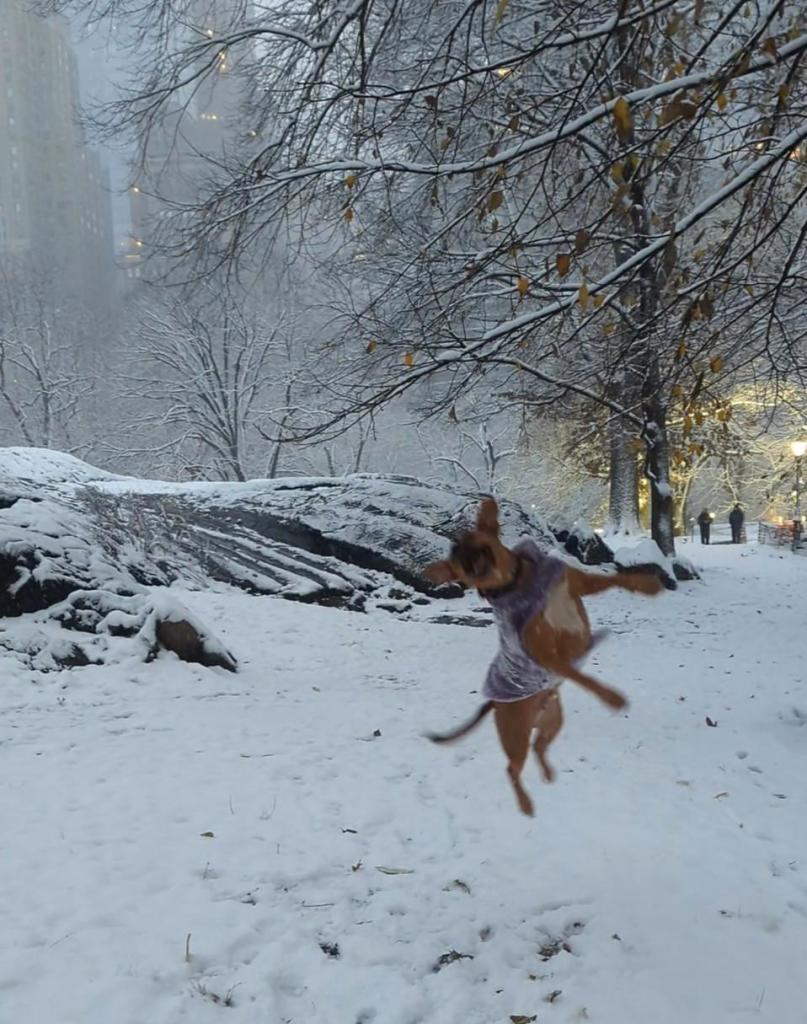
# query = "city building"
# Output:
<box><xmin>128</xmin><ymin>0</ymin><xmax>249</xmax><ymax>258</ymax></box>
<box><xmin>0</xmin><ymin>1</ymin><xmax>114</xmax><ymax>310</ymax></box>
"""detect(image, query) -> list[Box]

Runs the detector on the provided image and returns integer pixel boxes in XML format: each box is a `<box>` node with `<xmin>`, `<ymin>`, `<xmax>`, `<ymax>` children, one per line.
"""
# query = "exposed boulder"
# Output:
<box><xmin>551</xmin><ymin>520</ymin><xmax>614</xmax><ymax>566</ymax></box>
<box><xmin>672</xmin><ymin>555</ymin><xmax>700</xmax><ymax>582</ymax></box>
<box><xmin>149</xmin><ymin>600</ymin><xmax>237</xmax><ymax>673</ymax></box>
<box><xmin>3</xmin><ymin>448</ymin><xmax>696</xmax><ymax>667</ymax></box>
<box><xmin>613</xmin><ymin>539</ymin><xmax>679</xmax><ymax>591</ymax></box>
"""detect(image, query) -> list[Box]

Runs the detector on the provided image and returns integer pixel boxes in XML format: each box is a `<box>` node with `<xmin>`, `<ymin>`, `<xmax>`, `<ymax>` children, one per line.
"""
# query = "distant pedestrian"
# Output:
<box><xmin>697</xmin><ymin>509</ymin><xmax>712</xmax><ymax>544</ymax></box>
<box><xmin>729</xmin><ymin>503</ymin><xmax>745</xmax><ymax>544</ymax></box>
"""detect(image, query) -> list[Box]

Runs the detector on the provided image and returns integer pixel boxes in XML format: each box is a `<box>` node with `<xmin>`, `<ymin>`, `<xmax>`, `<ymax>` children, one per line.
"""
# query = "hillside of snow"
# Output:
<box><xmin>2</xmin><ymin>535</ymin><xmax>805</xmax><ymax>1024</ymax></box>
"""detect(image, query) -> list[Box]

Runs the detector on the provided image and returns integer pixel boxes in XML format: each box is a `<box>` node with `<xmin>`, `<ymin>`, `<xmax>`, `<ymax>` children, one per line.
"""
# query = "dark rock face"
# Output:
<box><xmin>3</xmin><ymin>461</ymin><xmax>516</xmax><ymax>673</ymax></box>
<box><xmin>672</xmin><ymin>558</ymin><xmax>700</xmax><ymax>582</ymax></box>
<box><xmin>552</xmin><ymin>524</ymin><xmax>614</xmax><ymax>566</ymax></box>
<box><xmin>614</xmin><ymin>560</ymin><xmax>678</xmax><ymax>591</ymax></box>
<box><xmin>0</xmin><ymin>550</ymin><xmax>78</xmax><ymax>617</ymax></box>
<box><xmin>52</xmin><ymin>643</ymin><xmax>95</xmax><ymax>669</ymax></box>
<box><xmin>1</xmin><ymin>451</ymin><xmax>614</xmax><ymax>671</ymax></box>
<box><xmin>154</xmin><ymin>619</ymin><xmax>237</xmax><ymax>673</ymax></box>
<box><xmin>184</xmin><ymin>476</ymin><xmax>556</xmax><ymax>600</ymax></box>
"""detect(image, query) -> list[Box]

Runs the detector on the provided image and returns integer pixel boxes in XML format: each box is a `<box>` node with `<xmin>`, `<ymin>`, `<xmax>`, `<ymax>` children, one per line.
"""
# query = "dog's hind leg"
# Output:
<box><xmin>494</xmin><ymin>701</ymin><xmax>535</xmax><ymax>816</ymax></box>
<box><xmin>533</xmin><ymin>690</ymin><xmax>563</xmax><ymax>783</ymax></box>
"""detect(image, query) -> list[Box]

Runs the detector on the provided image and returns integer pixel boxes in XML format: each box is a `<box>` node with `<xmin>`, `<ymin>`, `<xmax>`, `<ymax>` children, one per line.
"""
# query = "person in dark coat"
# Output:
<box><xmin>697</xmin><ymin>509</ymin><xmax>712</xmax><ymax>544</ymax></box>
<box><xmin>729</xmin><ymin>503</ymin><xmax>744</xmax><ymax>543</ymax></box>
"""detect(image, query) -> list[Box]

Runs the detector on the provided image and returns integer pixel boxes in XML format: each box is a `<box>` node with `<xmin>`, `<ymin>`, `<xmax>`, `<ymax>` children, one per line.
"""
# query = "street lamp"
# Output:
<box><xmin>791</xmin><ymin>439</ymin><xmax>806</xmax><ymax>548</ymax></box>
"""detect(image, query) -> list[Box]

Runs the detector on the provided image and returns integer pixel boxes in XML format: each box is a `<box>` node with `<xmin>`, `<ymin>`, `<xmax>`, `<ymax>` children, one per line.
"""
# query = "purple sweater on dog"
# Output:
<box><xmin>482</xmin><ymin>539</ymin><xmax>565</xmax><ymax>702</ymax></box>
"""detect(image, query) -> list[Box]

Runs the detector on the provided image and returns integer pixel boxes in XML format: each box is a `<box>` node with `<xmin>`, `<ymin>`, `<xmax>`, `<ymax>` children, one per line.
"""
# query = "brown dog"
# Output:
<box><xmin>424</xmin><ymin>498</ymin><xmax>662</xmax><ymax>815</ymax></box>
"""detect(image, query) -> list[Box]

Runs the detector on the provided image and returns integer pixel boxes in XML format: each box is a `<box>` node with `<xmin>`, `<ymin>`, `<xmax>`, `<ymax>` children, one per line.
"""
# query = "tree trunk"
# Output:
<box><xmin>675</xmin><ymin>454</ymin><xmax>708</xmax><ymax>536</ymax></box>
<box><xmin>644</xmin><ymin>400</ymin><xmax>676</xmax><ymax>556</ymax></box>
<box><xmin>676</xmin><ymin>472</ymin><xmax>693</xmax><ymax>536</ymax></box>
<box><xmin>608</xmin><ymin>415</ymin><xmax>640</xmax><ymax>533</ymax></box>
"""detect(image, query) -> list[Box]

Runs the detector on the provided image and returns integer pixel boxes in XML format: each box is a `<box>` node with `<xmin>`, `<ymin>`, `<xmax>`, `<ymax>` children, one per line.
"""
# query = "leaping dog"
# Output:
<box><xmin>424</xmin><ymin>498</ymin><xmax>662</xmax><ymax>816</ymax></box>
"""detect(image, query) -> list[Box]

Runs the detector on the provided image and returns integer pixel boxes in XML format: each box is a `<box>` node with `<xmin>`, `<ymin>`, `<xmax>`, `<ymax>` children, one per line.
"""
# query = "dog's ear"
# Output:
<box><xmin>423</xmin><ymin>559</ymin><xmax>458</xmax><ymax>584</ymax></box>
<box><xmin>476</xmin><ymin>497</ymin><xmax>500</xmax><ymax>537</ymax></box>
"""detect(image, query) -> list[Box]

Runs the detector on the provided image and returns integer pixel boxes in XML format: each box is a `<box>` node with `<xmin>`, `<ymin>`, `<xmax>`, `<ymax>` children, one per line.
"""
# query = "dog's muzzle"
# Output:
<box><xmin>451</xmin><ymin>542</ymin><xmax>492</xmax><ymax>579</ymax></box>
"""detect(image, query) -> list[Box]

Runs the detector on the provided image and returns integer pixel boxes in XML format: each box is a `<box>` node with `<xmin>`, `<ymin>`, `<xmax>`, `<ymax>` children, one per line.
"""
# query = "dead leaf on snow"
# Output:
<box><xmin>443</xmin><ymin>878</ymin><xmax>471</xmax><ymax>894</ymax></box>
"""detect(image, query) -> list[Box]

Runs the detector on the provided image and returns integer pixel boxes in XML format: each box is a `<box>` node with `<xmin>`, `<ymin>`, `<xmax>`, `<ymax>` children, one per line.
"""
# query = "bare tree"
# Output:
<box><xmin>43</xmin><ymin>0</ymin><xmax>807</xmax><ymax>546</ymax></box>
<box><xmin>420</xmin><ymin>419</ymin><xmax>518</xmax><ymax>494</ymax></box>
<box><xmin>0</xmin><ymin>260</ymin><xmax>92</xmax><ymax>450</ymax></box>
<box><xmin>118</xmin><ymin>282</ymin><xmax>289</xmax><ymax>481</ymax></box>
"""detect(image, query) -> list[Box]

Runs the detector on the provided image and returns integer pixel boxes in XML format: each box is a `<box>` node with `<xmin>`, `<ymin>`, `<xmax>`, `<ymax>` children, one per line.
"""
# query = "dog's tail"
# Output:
<box><xmin>426</xmin><ymin>701</ymin><xmax>494</xmax><ymax>744</ymax></box>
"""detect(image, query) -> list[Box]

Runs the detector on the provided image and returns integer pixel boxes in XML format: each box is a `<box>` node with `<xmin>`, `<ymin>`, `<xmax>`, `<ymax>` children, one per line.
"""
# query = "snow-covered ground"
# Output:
<box><xmin>2</xmin><ymin>540</ymin><xmax>805</xmax><ymax>1024</ymax></box>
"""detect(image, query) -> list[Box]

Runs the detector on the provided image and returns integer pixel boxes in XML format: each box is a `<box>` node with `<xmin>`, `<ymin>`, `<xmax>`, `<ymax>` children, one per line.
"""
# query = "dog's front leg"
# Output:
<box><xmin>567</xmin><ymin>567</ymin><xmax>663</xmax><ymax>598</ymax></box>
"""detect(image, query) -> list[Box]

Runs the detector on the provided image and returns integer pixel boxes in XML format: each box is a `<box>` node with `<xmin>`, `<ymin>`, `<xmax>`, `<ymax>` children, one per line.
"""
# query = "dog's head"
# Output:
<box><xmin>423</xmin><ymin>498</ymin><xmax>518</xmax><ymax>591</ymax></box>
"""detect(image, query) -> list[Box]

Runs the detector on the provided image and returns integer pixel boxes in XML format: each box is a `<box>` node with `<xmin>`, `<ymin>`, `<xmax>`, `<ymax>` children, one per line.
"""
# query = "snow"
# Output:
<box><xmin>613</xmin><ymin>537</ymin><xmax>670</xmax><ymax>570</ymax></box>
<box><xmin>0</xmin><ymin>446</ymin><xmax>125</xmax><ymax>485</ymax></box>
<box><xmin>2</xmin><ymin>540</ymin><xmax>805</xmax><ymax>1023</ymax></box>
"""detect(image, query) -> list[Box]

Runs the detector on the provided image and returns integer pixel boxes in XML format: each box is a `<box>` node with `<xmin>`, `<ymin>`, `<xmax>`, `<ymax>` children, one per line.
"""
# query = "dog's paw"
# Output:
<box><xmin>626</xmin><ymin>574</ymin><xmax>664</xmax><ymax>596</ymax></box>
<box><xmin>518</xmin><ymin>794</ymin><xmax>535</xmax><ymax>817</ymax></box>
<box><xmin>603</xmin><ymin>689</ymin><xmax>629</xmax><ymax>710</ymax></box>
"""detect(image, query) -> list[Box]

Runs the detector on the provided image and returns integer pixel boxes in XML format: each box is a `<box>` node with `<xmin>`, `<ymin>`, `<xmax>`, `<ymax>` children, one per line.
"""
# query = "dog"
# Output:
<box><xmin>423</xmin><ymin>498</ymin><xmax>663</xmax><ymax>815</ymax></box>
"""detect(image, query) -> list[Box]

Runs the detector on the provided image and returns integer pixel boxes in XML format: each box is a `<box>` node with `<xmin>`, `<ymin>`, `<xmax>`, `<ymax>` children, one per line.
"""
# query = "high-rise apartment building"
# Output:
<box><xmin>0</xmin><ymin>1</ymin><xmax>114</xmax><ymax>308</ymax></box>
<box><xmin>128</xmin><ymin>0</ymin><xmax>248</xmax><ymax>257</ymax></box>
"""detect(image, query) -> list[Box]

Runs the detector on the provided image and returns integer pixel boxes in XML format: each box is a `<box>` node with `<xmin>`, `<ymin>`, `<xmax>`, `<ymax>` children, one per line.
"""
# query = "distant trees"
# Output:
<box><xmin>118</xmin><ymin>283</ymin><xmax>288</xmax><ymax>481</ymax></box>
<box><xmin>0</xmin><ymin>260</ymin><xmax>93</xmax><ymax>451</ymax></box>
<box><xmin>42</xmin><ymin>0</ymin><xmax>807</xmax><ymax>536</ymax></box>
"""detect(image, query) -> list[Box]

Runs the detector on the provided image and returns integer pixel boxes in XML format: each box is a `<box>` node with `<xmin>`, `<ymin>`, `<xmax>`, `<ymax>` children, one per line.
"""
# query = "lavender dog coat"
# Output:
<box><xmin>482</xmin><ymin>539</ymin><xmax>565</xmax><ymax>703</ymax></box>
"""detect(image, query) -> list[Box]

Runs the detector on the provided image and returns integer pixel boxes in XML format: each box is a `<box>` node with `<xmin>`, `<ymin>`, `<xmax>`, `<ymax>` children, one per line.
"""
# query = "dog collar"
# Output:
<box><xmin>479</xmin><ymin>556</ymin><xmax>526</xmax><ymax>599</ymax></box>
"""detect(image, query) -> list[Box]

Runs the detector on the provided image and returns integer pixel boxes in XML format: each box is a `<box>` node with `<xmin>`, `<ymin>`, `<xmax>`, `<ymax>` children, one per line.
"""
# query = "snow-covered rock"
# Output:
<box><xmin>1</xmin><ymin>449</ymin><xmax>557</xmax><ymax>619</ymax></box>
<box><xmin>613</xmin><ymin>537</ymin><xmax>700</xmax><ymax>590</ymax></box>
<box><xmin>552</xmin><ymin>519</ymin><xmax>614</xmax><ymax>565</ymax></box>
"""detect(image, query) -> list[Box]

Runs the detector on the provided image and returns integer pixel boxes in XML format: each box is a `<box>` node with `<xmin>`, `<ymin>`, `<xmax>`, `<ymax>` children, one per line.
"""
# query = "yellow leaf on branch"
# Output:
<box><xmin>612</xmin><ymin>96</ymin><xmax>632</xmax><ymax>140</ymax></box>
<box><xmin>556</xmin><ymin>253</ymin><xmax>571</xmax><ymax>277</ymax></box>
<box><xmin>494</xmin><ymin>0</ymin><xmax>510</xmax><ymax>26</ymax></box>
<box><xmin>761</xmin><ymin>37</ymin><xmax>779</xmax><ymax>59</ymax></box>
<box><xmin>404</xmin><ymin>352</ymin><xmax>414</xmax><ymax>367</ymax></box>
<box><xmin>517</xmin><ymin>275</ymin><xmax>530</xmax><ymax>296</ymax></box>
<box><xmin>574</xmin><ymin>229</ymin><xmax>591</xmax><ymax>254</ymax></box>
